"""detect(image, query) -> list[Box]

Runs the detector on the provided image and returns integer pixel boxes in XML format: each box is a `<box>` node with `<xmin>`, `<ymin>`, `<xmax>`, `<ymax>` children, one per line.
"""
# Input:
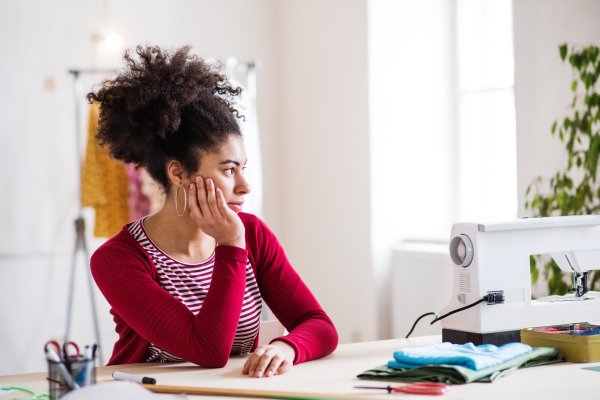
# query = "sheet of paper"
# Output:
<box><xmin>536</xmin><ymin>291</ymin><xmax>600</xmax><ymax>302</ymax></box>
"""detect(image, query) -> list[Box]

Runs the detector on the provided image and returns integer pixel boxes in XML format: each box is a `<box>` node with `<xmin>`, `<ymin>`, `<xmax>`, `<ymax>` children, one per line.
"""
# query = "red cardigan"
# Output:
<box><xmin>91</xmin><ymin>213</ymin><xmax>338</xmax><ymax>367</ymax></box>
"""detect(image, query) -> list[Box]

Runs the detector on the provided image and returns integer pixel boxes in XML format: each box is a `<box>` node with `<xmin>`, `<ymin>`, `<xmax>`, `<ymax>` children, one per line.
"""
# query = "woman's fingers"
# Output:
<box><xmin>264</xmin><ymin>355</ymin><xmax>284</xmax><ymax>377</ymax></box>
<box><xmin>216</xmin><ymin>188</ymin><xmax>233</xmax><ymax>216</ymax></box>
<box><xmin>195</xmin><ymin>176</ymin><xmax>212</xmax><ymax>217</ymax></box>
<box><xmin>188</xmin><ymin>176</ymin><xmax>246</xmax><ymax>247</ymax></box>
<box><xmin>244</xmin><ymin>345</ymin><xmax>293</xmax><ymax>378</ymax></box>
<box><xmin>241</xmin><ymin>357</ymin><xmax>251</xmax><ymax>375</ymax></box>
<box><xmin>254</xmin><ymin>350</ymin><xmax>276</xmax><ymax>378</ymax></box>
<box><xmin>276</xmin><ymin>360</ymin><xmax>291</xmax><ymax>375</ymax></box>
<box><xmin>205</xmin><ymin>179</ymin><xmax>223</xmax><ymax>218</ymax></box>
<box><xmin>247</xmin><ymin>348</ymin><xmax>265</xmax><ymax>377</ymax></box>
<box><xmin>188</xmin><ymin>183</ymin><xmax>202</xmax><ymax>218</ymax></box>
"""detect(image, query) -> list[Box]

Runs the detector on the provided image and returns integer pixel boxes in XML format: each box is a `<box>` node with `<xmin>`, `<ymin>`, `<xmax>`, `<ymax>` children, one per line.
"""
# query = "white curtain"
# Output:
<box><xmin>226</xmin><ymin>57</ymin><xmax>263</xmax><ymax>219</ymax></box>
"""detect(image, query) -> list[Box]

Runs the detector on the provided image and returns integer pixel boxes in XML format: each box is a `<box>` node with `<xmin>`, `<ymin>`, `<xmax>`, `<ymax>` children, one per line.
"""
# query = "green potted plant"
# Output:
<box><xmin>526</xmin><ymin>43</ymin><xmax>600</xmax><ymax>296</ymax></box>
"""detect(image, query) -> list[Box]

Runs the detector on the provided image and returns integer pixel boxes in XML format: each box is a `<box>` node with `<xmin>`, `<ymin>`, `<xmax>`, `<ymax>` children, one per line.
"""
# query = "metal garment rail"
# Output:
<box><xmin>65</xmin><ymin>68</ymin><xmax>114</xmax><ymax>367</ymax></box>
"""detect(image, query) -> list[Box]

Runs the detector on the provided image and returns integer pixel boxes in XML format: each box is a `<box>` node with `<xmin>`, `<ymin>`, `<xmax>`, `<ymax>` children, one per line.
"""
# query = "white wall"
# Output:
<box><xmin>1</xmin><ymin>0</ymin><xmax>97</xmax><ymax>376</ymax></box>
<box><xmin>274</xmin><ymin>0</ymin><xmax>378</xmax><ymax>344</ymax></box>
<box><xmin>514</xmin><ymin>0</ymin><xmax>600</xmax><ymax>219</ymax></box>
<box><xmin>368</xmin><ymin>0</ymin><xmax>454</xmax><ymax>339</ymax></box>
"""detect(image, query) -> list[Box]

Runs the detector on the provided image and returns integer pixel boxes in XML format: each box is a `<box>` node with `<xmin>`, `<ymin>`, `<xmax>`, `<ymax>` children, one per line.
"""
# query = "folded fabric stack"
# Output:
<box><xmin>357</xmin><ymin>342</ymin><xmax>565</xmax><ymax>384</ymax></box>
<box><xmin>388</xmin><ymin>342</ymin><xmax>532</xmax><ymax>371</ymax></box>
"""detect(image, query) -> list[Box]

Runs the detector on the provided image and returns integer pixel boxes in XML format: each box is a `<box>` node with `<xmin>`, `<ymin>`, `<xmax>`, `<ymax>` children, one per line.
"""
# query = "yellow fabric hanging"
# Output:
<box><xmin>81</xmin><ymin>103</ymin><xmax>130</xmax><ymax>237</ymax></box>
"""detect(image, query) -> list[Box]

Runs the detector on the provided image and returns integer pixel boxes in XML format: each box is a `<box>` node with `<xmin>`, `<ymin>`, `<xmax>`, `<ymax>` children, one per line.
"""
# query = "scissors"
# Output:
<box><xmin>44</xmin><ymin>340</ymin><xmax>80</xmax><ymax>360</ymax></box>
<box><xmin>354</xmin><ymin>382</ymin><xmax>449</xmax><ymax>396</ymax></box>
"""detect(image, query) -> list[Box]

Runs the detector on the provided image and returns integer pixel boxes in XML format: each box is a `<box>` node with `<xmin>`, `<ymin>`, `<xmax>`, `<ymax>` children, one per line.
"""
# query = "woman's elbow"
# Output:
<box><xmin>200</xmin><ymin>361</ymin><xmax>228</xmax><ymax>368</ymax></box>
<box><xmin>311</xmin><ymin>319</ymin><xmax>338</xmax><ymax>357</ymax></box>
<box><xmin>325</xmin><ymin>326</ymin><xmax>339</xmax><ymax>354</ymax></box>
<box><xmin>190</xmin><ymin>354</ymin><xmax>229</xmax><ymax>368</ymax></box>
<box><xmin>206</xmin><ymin>357</ymin><xmax>229</xmax><ymax>368</ymax></box>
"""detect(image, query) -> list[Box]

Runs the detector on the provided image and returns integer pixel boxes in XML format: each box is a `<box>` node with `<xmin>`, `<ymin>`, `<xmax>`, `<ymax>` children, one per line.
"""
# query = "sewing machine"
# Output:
<box><xmin>441</xmin><ymin>215</ymin><xmax>600</xmax><ymax>346</ymax></box>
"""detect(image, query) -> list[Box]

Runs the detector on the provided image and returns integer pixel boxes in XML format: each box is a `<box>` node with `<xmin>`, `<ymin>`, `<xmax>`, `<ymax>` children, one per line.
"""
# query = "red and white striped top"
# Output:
<box><xmin>128</xmin><ymin>218</ymin><xmax>262</xmax><ymax>362</ymax></box>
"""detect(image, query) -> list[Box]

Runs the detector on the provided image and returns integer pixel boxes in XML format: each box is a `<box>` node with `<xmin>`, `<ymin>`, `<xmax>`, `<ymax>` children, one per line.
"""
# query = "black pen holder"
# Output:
<box><xmin>47</xmin><ymin>357</ymin><xmax>95</xmax><ymax>399</ymax></box>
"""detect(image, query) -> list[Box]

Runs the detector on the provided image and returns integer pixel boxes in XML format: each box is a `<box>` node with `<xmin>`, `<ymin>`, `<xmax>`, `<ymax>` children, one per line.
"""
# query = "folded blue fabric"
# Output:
<box><xmin>388</xmin><ymin>342</ymin><xmax>532</xmax><ymax>371</ymax></box>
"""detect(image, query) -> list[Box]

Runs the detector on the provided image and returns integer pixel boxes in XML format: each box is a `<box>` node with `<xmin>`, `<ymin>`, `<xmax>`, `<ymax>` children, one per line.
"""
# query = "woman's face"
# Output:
<box><xmin>192</xmin><ymin>135</ymin><xmax>251</xmax><ymax>214</ymax></box>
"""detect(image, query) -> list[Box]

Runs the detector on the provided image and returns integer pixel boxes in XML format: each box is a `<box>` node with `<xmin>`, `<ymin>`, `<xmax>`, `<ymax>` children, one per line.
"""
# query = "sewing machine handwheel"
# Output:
<box><xmin>450</xmin><ymin>234</ymin><xmax>474</xmax><ymax>267</ymax></box>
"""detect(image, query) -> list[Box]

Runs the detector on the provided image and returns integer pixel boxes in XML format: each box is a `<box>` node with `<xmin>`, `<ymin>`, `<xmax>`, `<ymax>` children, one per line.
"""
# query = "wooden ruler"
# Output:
<box><xmin>142</xmin><ymin>384</ymin><xmax>373</xmax><ymax>400</ymax></box>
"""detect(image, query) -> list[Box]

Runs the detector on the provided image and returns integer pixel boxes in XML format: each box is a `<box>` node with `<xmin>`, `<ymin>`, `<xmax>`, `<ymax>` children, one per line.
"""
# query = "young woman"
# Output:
<box><xmin>88</xmin><ymin>45</ymin><xmax>338</xmax><ymax>378</ymax></box>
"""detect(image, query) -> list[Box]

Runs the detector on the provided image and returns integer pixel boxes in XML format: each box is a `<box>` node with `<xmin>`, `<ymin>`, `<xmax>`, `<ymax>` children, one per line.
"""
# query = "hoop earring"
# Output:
<box><xmin>175</xmin><ymin>185</ymin><xmax>187</xmax><ymax>217</ymax></box>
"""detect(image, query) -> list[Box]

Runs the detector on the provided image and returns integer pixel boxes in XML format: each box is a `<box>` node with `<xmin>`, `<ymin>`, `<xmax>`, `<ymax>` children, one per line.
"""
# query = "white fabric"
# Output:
<box><xmin>536</xmin><ymin>291</ymin><xmax>600</xmax><ymax>302</ymax></box>
<box><xmin>61</xmin><ymin>381</ymin><xmax>186</xmax><ymax>400</ymax></box>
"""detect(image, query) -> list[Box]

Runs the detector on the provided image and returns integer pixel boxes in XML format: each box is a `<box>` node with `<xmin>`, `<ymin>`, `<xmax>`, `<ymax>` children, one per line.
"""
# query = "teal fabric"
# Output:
<box><xmin>388</xmin><ymin>342</ymin><xmax>533</xmax><ymax>371</ymax></box>
<box><xmin>358</xmin><ymin>347</ymin><xmax>564</xmax><ymax>384</ymax></box>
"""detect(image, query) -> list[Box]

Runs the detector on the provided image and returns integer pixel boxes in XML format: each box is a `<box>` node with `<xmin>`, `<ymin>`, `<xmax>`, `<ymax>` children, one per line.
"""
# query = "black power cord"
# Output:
<box><xmin>429</xmin><ymin>298</ymin><xmax>487</xmax><ymax>325</ymax></box>
<box><xmin>405</xmin><ymin>293</ymin><xmax>504</xmax><ymax>338</ymax></box>
<box><xmin>405</xmin><ymin>312</ymin><xmax>438</xmax><ymax>338</ymax></box>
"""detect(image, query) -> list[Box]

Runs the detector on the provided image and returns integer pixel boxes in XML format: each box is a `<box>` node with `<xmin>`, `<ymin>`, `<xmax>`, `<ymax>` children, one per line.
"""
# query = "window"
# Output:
<box><xmin>368</xmin><ymin>0</ymin><xmax>517</xmax><ymax>277</ymax></box>
<box><xmin>368</xmin><ymin>0</ymin><xmax>454</xmax><ymax>252</ymax></box>
<box><xmin>455</xmin><ymin>0</ymin><xmax>517</xmax><ymax>222</ymax></box>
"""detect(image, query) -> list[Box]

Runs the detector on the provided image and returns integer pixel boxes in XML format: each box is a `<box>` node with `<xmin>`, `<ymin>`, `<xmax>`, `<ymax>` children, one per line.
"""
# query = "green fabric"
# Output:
<box><xmin>357</xmin><ymin>347</ymin><xmax>565</xmax><ymax>384</ymax></box>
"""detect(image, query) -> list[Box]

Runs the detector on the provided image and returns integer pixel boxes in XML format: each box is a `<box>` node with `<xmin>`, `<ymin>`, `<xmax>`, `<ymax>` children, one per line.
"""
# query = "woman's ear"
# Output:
<box><xmin>167</xmin><ymin>160</ymin><xmax>185</xmax><ymax>186</ymax></box>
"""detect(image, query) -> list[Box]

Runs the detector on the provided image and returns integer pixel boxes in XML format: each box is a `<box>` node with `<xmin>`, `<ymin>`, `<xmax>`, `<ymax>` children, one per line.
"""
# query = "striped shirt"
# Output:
<box><xmin>127</xmin><ymin>218</ymin><xmax>262</xmax><ymax>362</ymax></box>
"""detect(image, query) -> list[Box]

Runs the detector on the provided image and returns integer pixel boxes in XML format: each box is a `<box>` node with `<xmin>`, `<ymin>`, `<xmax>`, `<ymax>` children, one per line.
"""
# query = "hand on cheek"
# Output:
<box><xmin>241</xmin><ymin>342</ymin><xmax>296</xmax><ymax>378</ymax></box>
<box><xmin>188</xmin><ymin>176</ymin><xmax>246</xmax><ymax>249</ymax></box>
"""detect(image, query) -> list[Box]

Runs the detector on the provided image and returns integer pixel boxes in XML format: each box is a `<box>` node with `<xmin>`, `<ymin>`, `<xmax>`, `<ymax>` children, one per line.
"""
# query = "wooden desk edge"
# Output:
<box><xmin>142</xmin><ymin>384</ymin><xmax>371</xmax><ymax>400</ymax></box>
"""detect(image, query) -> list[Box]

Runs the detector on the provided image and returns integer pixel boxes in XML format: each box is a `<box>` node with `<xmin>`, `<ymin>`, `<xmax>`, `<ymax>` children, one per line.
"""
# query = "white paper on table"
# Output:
<box><xmin>536</xmin><ymin>291</ymin><xmax>600</xmax><ymax>302</ymax></box>
<box><xmin>61</xmin><ymin>381</ymin><xmax>186</xmax><ymax>400</ymax></box>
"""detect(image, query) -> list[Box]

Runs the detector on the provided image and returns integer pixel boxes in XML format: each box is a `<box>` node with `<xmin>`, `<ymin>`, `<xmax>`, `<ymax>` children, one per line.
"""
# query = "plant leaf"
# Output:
<box><xmin>530</xmin><ymin>255</ymin><xmax>539</xmax><ymax>285</ymax></box>
<box><xmin>559</xmin><ymin>44</ymin><xmax>568</xmax><ymax>61</ymax></box>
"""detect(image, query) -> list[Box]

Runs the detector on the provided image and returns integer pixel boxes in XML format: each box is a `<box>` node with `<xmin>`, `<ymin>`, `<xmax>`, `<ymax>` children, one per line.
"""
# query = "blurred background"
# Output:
<box><xmin>1</xmin><ymin>0</ymin><xmax>599</xmax><ymax>376</ymax></box>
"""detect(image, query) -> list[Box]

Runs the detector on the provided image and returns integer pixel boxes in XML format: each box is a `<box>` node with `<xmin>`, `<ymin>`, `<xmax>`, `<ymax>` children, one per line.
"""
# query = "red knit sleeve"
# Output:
<box><xmin>91</xmin><ymin>238</ymin><xmax>248</xmax><ymax>367</ymax></box>
<box><xmin>249</xmin><ymin>217</ymin><xmax>338</xmax><ymax>364</ymax></box>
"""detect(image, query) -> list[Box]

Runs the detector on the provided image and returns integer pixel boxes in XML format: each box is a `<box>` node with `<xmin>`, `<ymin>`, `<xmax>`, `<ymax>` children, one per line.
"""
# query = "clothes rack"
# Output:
<box><xmin>66</xmin><ymin>68</ymin><xmax>113</xmax><ymax>366</ymax></box>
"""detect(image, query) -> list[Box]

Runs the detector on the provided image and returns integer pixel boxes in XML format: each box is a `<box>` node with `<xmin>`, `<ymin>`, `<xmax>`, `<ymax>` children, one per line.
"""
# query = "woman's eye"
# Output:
<box><xmin>242</xmin><ymin>167</ymin><xmax>247</xmax><ymax>175</ymax></box>
<box><xmin>225</xmin><ymin>168</ymin><xmax>235</xmax><ymax>175</ymax></box>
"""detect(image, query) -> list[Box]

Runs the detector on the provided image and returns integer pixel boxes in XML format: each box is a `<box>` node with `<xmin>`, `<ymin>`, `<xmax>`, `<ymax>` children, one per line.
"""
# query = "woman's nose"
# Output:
<box><xmin>236</xmin><ymin>175</ymin><xmax>251</xmax><ymax>195</ymax></box>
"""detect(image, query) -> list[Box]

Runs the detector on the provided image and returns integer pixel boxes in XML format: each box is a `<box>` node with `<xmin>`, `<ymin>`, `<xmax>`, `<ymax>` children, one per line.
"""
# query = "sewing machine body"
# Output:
<box><xmin>441</xmin><ymin>216</ymin><xmax>600</xmax><ymax>345</ymax></box>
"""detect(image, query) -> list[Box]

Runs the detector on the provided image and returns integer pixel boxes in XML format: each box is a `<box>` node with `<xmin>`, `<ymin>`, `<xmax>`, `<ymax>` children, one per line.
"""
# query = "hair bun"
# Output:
<box><xmin>86</xmin><ymin>45</ymin><xmax>242</xmax><ymax>168</ymax></box>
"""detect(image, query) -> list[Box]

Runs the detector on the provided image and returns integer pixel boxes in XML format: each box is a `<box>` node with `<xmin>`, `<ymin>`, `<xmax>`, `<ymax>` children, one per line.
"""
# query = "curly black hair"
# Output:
<box><xmin>86</xmin><ymin>45</ymin><xmax>243</xmax><ymax>191</ymax></box>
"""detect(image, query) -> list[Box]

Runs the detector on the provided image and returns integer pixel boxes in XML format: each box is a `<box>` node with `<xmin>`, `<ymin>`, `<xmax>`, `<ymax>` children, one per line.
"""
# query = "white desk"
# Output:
<box><xmin>1</xmin><ymin>336</ymin><xmax>598</xmax><ymax>399</ymax></box>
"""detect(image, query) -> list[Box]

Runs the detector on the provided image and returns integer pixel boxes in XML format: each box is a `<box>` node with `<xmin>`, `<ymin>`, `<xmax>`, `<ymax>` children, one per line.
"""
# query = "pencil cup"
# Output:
<box><xmin>47</xmin><ymin>356</ymin><xmax>95</xmax><ymax>399</ymax></box>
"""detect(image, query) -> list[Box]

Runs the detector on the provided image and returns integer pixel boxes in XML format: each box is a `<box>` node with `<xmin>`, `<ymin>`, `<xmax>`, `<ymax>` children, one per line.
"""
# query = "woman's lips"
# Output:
<box><xmin>227</xmin><ymin>203</ymin><xmax>243</xmax><ymax>212</ymax></box>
